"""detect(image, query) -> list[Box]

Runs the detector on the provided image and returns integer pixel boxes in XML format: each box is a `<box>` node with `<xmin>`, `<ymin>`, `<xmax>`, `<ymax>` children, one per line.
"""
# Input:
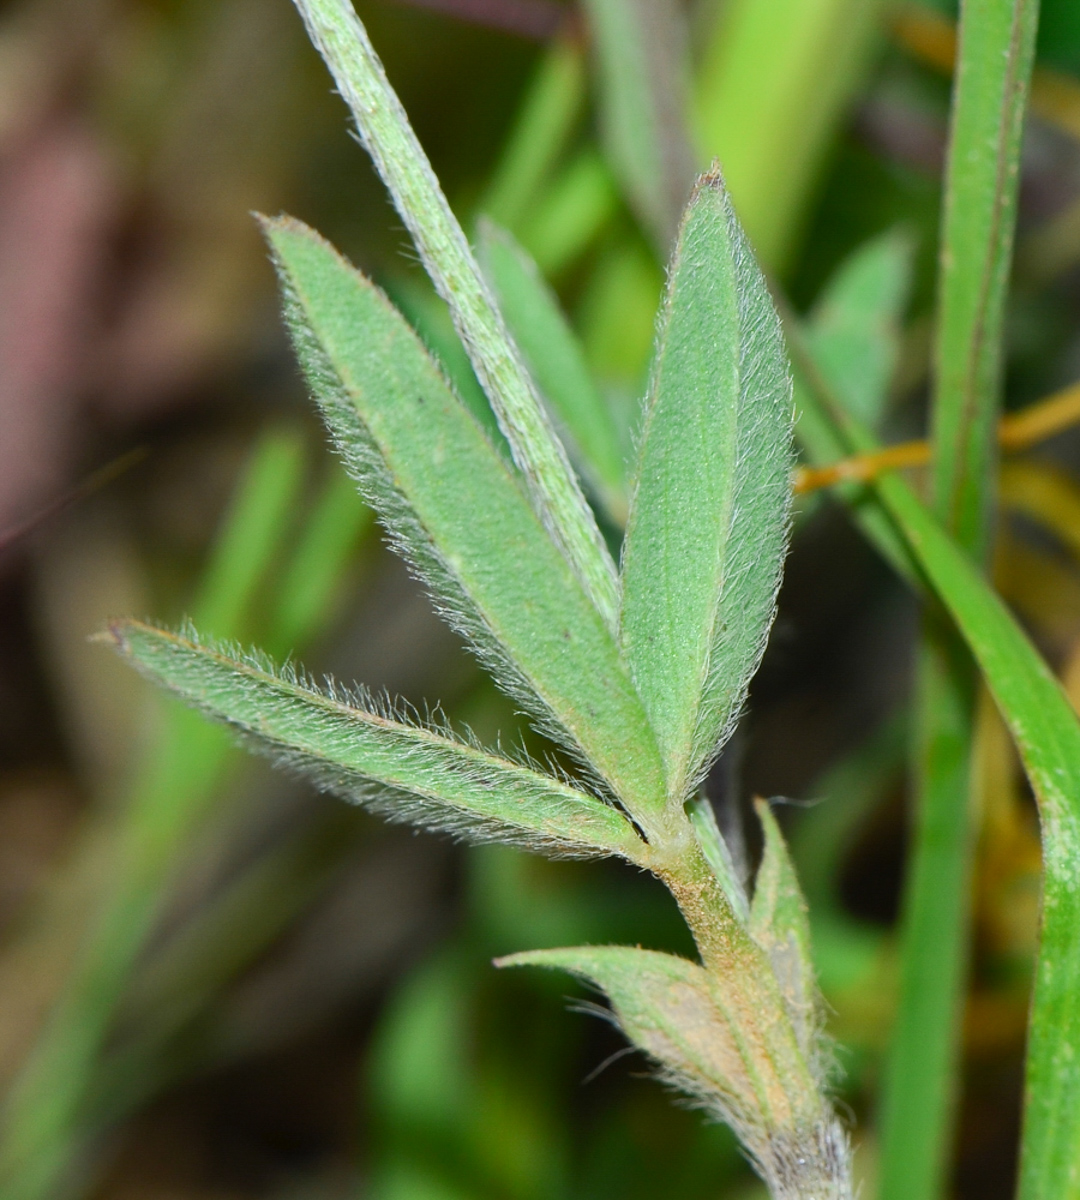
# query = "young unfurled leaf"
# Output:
<box><xmin>292</xmin><ymin>0</ymin><xmax>620</xmax><ymax>629</ymax></box>
<box><xmin>750</xmin><ymin>800</ymin><xmax>819</xmax><ymax>1068</ymax></box>
<box><xmin>686</xmin><ymin>791</ymin><xmax>749</xmax><ymax>923</ymax></box>
<box><xmin>108</xmin><ymin>621</ymin><xmax>646</xmax><ymax>860</ymax></box>
<box><xmin>581</xmin><ymin>0</ymin><xmax>696</xmax><ymax>254</ymax></box>
<box><xmin>263</xmin><ymin>217</ymin><xmax>667</xmax><ymax>826</ymax></box>
<box><xmin>620</xmin><ymin>170</ymin><xmax>794</xmax><ymax>803</ymax></box>
<box><xmin>478</xmin><ymin>220</ymin><xmax>627</xmax><ymax>523</ymax></box>
<box><xmin>499</xmin><ymin>944</ymin><xmax>848</xmax><ymax>1199</ymax></box>
<box><xmin>806</xmin><ymin>229</ymin><xmax>913</xmax><ymax>431</ymax></box>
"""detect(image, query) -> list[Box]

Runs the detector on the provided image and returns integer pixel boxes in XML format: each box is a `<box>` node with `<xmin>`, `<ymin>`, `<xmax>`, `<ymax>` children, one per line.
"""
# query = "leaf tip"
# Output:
<box><xmin>493</xmin><ymin>950</ymin><xmax>540</xmax><ymax>970</ymax></box>
<box><xmin>255</xmin><ymin>213</ymin><xmax>328</xmax><ymax>263</ymax></box>
<box><xmin>696</xmin><ymin>159</ymin><xmax>727</xmax><ymax>194</ymax></box>
<box><xmin>95</xmin><ymin>618</ymin><xmax>138</xmax><ymax>654</ymax></box>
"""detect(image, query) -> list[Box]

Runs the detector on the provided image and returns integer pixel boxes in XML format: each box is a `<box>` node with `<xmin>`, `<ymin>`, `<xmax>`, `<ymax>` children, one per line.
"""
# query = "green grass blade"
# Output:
<box><xmin>792</xmin><ymin>356</ymin><xmax>1080</xmax><ymax>1199</ymax></box>
<box><xmin>0</xmin><ymin>722</ymin><xmax>231</xmax><ymax>1200</ymax></box>
<box><xmin>805</xmin><ymin>229</ymin><xmax>913</xmax><ymax>432</ymax></box>
<box><xmin>931</xmin><ymin>0</ymin><xmax>1038</xmax><ymax>563</ymax></box>
<box><xmin>581</xmin><ymin>0</ymin><xmax>695</xmax><ymax>254</ymax></box>
<box><xmin>480</xmin><ymin>33</ymin><xmax>586</xmax><ymax>232</ymax></box>
<box><xmin>292</xmin><ymin>0</ymin><xmax>619</xmax><ymax>628</ymax></box>
<box><xmin>792</xmin><ymin>353</ymin><xmax>1080</xmax><ymax>831</ymax></box>
<box><xmin>108</xmin><ymin>621</ymin><xmax>645</xmax><ymax>862</ymax></box>
<box><xmin>873</xmin><ymin>470</ymin><xmax>1080</xmax><ymax>1200</ymax></box>
<box><xmin>478</xmin><ymin>220</ymin><xmax>626</xmax><ymax>522</ymax></box>
<box><xmin>619</xmin><ymin>171</ymin><xmax>793</xmax><ymax>803</ymax></box>
<box><xmin>880</xmin><ymin>4</ymin><xmax>1038</xmax><ymax>1196</ymax></box>
<box><xmin>264</xmin><ymin>216</ymin><xmax>667</xmax><ymax>826</ymax></box>
<box><xmin>878</xmin><ymin>624</ymin><xmax>977</xmax><ymax>1200</ymax></box>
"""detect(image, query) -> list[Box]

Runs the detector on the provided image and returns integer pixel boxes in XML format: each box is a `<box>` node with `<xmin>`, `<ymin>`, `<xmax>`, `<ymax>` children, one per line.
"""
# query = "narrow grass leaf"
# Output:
<box><xmin>879</xmin><ymin>624</ymin><xmax>977</xmax><ymax>1200</ymax></box>
<box><xmin>500</xmin><ymin>945</ymin><xmax>849</xmax><ymax>1199</ymax></box>
<box><xmin>264</xmin><ymin>217</ymin><xmax>667</xmax><ymax>824</ymax></box>
<box><xmin>791</xmin><ymin>361</ymin><xmax>1080</xmax><ymax>1200</ymax></box>
<box><xmin>479</xmin><ymin>220</ymin><xmax>626</xmax><ymax>521</ymax></box>
<box><xmin>109</xmin><ymin>621</ymin><xmax>646</xmax><ymax>861</ymax></box>
<box><xmin>930</xmin><ymin>0</ymin><xmax>1038</xmax><ymax>562</ymax></box>
<box><xmin>581</xmin><ymin>0</ymin><xmax>696</xmax><ymax>253</ymax></box>
<box><xmin>874</xmin><ymin>471</ymin><xmax>1080</xmax><ymax>1200</ymax></box>
<box><xmin>292</xmin><ymin>0</ymin><xmax>619</xmax><ymax>628</ymax></box>
<box><xmin>882</xmin><ymin>3</ymin><xmax>1038</xmax><ymax>1196</ymax></box>
<box><xmin>189</xmin><ymin>428</ymin><xmax>307</xmax><ymax>641</ymax></box>
<box><xmin>266</xmin><ymin>466</ymin><xmax>372</xmax><ymax>655</ymax></box>
<box><xmin>620</xmin><ymin>170</ymin><xmax>793</xmax><ymax>803</ymax></box>
<box><xmin>0</xmin><ymin>428</ymin><xmax>312</xmax><ymax>1200</ymax></box>
<box><xmin>792</xmin><ymin>353</ymin><xmax>1080</xmax><ymax>839</ymax></box>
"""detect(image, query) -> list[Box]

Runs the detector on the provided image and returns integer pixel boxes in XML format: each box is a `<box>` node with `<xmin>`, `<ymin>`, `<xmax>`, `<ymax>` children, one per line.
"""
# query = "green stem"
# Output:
<box><xmin>293</xmin><ymin>0</ymin><xmax>620</xmax><ymax>628</ymax></box>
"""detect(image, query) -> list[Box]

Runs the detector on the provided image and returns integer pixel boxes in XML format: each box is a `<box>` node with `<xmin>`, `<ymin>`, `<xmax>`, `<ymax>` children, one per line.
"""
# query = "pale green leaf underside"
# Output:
<box><xmin>620</xmin><ymin>171</ymin><xmax>793</xmax><ymax>802</ymax></box>
<box><xmin>478</xmin><ymin>220</ymin><xmax>626</xmax><ymax>521</ymax></box>
<box><xmin>109</xmin><ymin>621</ymin><xmax>645</xmax><ymax>860</ymax></box>
<box><xmin>292</xmin><ymin>0</ymin><xmax>619</xmax><ymax>629</ymax></box>
<box><xmin>263</xmin><ymin>217</ymin><xmax>667</xmax><ymax>824</ymax></box>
